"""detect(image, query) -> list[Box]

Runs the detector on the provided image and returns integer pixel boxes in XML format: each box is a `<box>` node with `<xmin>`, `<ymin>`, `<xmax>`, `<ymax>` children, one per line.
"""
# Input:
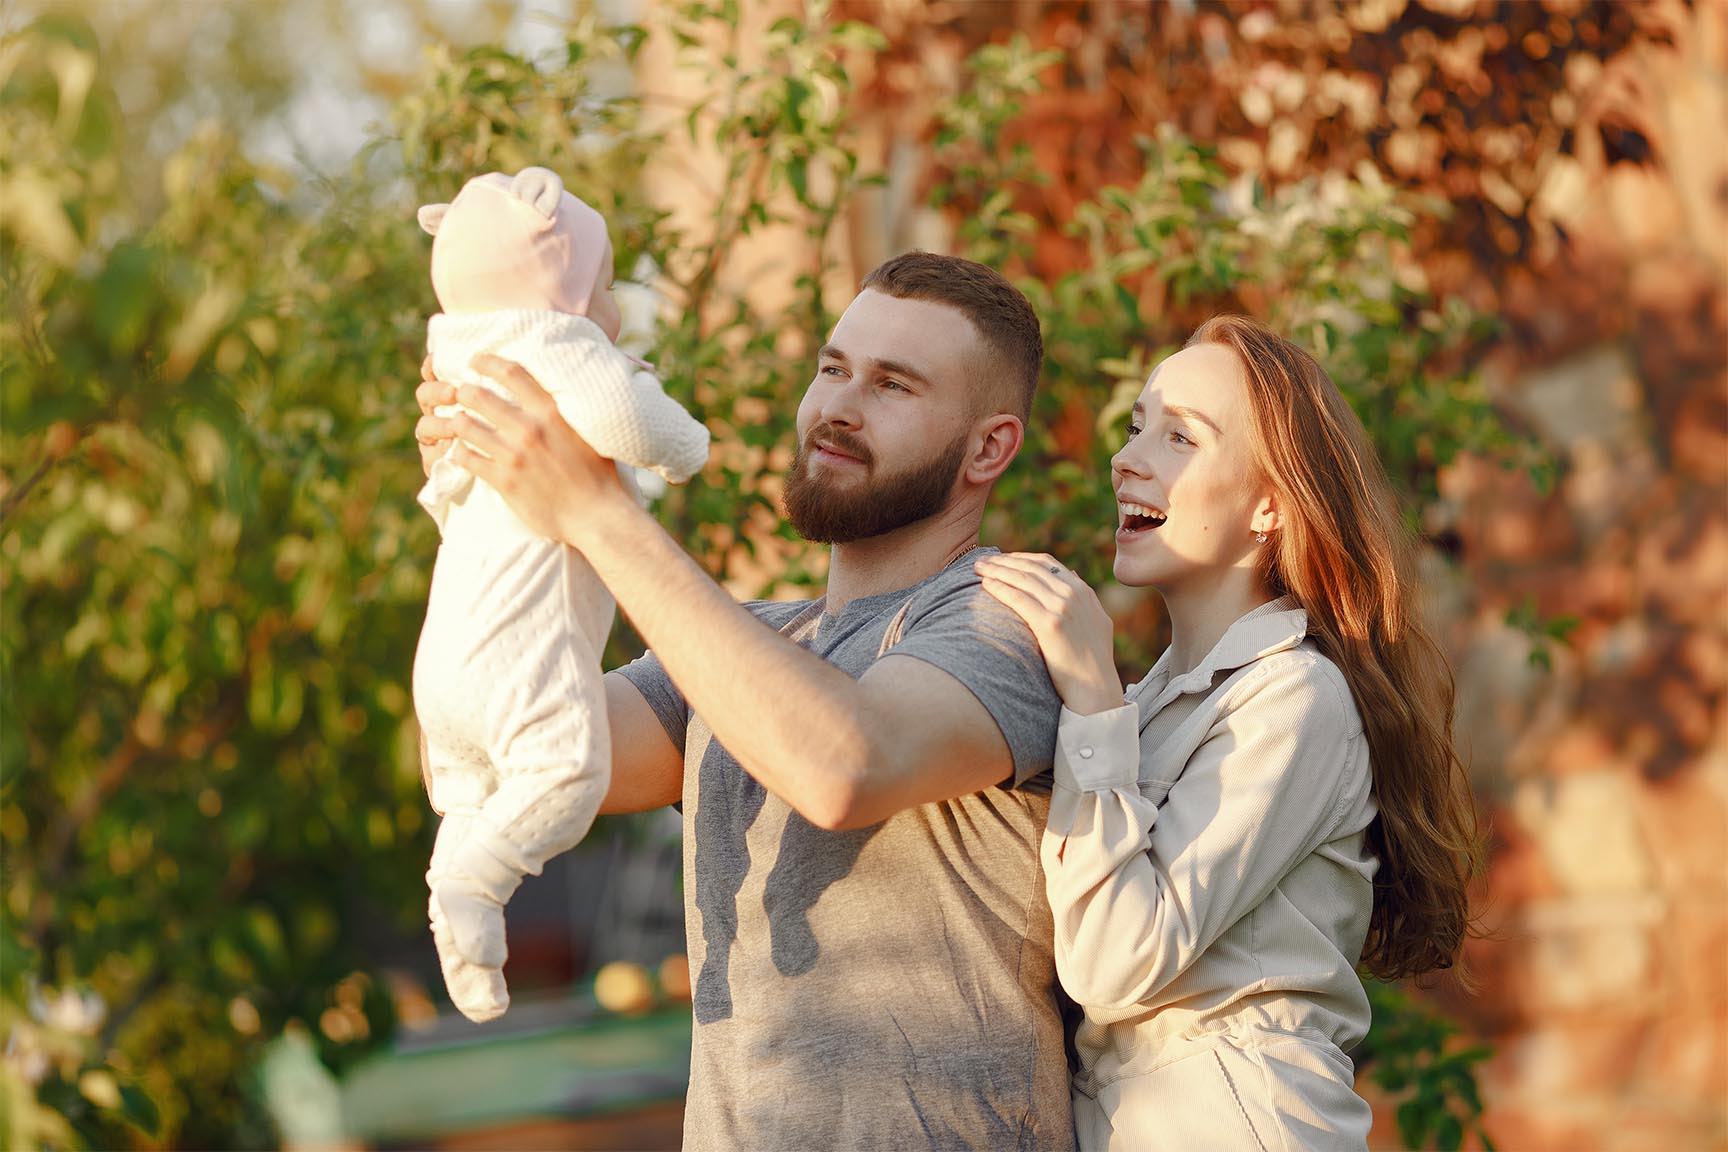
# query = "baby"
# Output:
<box><xmin>411</xmin><ymin>167</ymin><xmax>708</xmax><ymax>1022</ymax></box>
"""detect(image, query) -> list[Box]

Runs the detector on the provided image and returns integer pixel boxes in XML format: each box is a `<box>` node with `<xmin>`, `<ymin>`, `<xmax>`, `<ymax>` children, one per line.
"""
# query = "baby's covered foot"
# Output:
<box><xmin>433</xmin><ymin>832</ymin><xmax>523</xmax><ymax>966</ymax></box>
<box><xmin>430</xmin><ymin>889</ymin><xmax>509</xmax><ymax>1022</ymax></box>
<box><xmin>428</xmin><ymin>828</ymin><xmax>525</xmax><ymax>1021</ymax></box>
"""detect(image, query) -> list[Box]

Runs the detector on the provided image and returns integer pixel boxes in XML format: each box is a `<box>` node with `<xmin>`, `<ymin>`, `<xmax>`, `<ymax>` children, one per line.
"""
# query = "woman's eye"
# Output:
<box><xmin>1169</xmin><ymin>429</ymin><xmax>1194</xmax><ymax>447</ymax></box>
<box><xmin>1124</xmin><ymin>423</ymin><xmax>1142</xmax><ymax>440</ymax></box>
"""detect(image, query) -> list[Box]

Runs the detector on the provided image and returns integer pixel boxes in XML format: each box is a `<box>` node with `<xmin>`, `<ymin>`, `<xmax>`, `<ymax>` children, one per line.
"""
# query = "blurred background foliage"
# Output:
<box><xmin>0</xmin><ymin>1</ymin><xmax>1572</xmax><ymax>1148</ymax></box>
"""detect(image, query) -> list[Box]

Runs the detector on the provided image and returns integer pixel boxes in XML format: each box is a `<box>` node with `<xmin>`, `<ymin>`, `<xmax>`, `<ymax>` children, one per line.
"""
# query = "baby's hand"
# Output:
<box><xmin>414</xmin><ymin>355</ymin><xmax>459</xmax><ymax>478</ymax></box>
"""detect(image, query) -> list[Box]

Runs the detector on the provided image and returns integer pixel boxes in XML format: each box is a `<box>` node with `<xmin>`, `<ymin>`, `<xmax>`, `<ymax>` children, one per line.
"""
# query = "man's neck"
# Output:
<box><xmin>823</xmin><ymin>501</ymin><xmax>984</xmax><ymax>614</ymax></box>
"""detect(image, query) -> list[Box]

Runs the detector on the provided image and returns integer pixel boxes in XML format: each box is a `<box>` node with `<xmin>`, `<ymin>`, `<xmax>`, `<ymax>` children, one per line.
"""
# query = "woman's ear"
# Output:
<box><xmin>1251</xmin><ymin>491</ymin><xmax>1284</xmax><ymax>535</ymax></box>
<box><xmin>417</xmin><ymin>203</ymin><xmax>450</xmax><ymax>235</ymax></box>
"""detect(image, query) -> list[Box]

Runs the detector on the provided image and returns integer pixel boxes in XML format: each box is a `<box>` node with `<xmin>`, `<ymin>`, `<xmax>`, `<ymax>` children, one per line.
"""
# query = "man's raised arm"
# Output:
<box><xmin>447</xmin><ymin>358</ymin><xmax>1015</xmax><ymax>831</ymax></box>
<box><xmin>596</xmin><ymin>520</ymin><xmax>1014</xmax><ymax>830</ymax></box>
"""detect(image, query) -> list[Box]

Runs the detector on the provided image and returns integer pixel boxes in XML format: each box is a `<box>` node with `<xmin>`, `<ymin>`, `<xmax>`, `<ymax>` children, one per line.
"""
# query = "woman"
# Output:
<box><xmin>976</xmin><ymin>315</ymin><xmax>1479</xmax><ymax>1150</ymax></box>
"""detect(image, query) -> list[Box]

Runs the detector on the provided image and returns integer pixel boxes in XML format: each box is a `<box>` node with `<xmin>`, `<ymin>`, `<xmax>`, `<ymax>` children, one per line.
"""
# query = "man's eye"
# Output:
<box><xmin>883</xmin><ymin>380</ymin><xmax>909</xmax><ymax>392</ymax></box>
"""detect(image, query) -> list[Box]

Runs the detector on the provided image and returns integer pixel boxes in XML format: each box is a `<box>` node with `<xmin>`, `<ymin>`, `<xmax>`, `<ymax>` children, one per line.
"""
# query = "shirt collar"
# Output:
<box><xmin>1135</xmin><ymin>596</ymin><xmax>1309</xmax><ymax>711</ymax></box>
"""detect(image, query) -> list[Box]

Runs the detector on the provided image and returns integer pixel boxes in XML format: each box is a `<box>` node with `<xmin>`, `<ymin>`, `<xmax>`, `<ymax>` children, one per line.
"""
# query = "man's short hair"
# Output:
<box><xmin>859</xmin><ymin>251</ymin><xmax>1042</xmax><ymax>423</ymax></box>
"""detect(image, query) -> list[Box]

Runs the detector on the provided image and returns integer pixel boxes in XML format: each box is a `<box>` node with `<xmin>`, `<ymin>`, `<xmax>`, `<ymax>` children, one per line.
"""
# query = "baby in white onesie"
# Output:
<box><xmin>411</xmin><ymin>167</ymin><xmax>708</xmax><ymax>1023</ymax></box>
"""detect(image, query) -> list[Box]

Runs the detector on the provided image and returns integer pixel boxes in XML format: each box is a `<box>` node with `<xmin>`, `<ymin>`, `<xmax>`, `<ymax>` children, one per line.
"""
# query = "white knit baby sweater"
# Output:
<box><xmin>418</xmin><ymin>309</ymin><xmax>709</xmax><ymax>531</ymax></box>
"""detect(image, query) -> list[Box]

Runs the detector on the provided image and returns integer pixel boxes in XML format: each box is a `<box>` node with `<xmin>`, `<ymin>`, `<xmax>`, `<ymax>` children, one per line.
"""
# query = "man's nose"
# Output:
<box><xmin>819</xmin><ymin>378</ymin><xmax>864</xmax><ymax>429</ymax></box>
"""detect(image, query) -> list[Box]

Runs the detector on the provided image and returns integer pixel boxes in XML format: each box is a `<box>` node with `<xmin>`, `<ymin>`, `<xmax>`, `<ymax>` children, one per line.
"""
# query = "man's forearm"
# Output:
<box><xmin>579</xmin><ymin>499</ymin><xmax>884</xmax><ymax>829</ymax></box>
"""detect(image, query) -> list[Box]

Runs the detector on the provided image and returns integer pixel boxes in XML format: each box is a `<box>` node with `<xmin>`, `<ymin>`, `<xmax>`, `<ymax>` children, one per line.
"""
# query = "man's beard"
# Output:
<box><xmin>782</xmin><ymin>422</ymin><xmax>969</xmax><ymax>544</ymax></box>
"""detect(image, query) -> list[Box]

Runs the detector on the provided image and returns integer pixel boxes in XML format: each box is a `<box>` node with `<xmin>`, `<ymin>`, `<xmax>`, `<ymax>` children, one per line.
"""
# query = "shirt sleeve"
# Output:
<box><xmin>1042</xmin><ymin>652</ymin><xmax>1364</xmax><ymax>1012</ymax></box>
<box><xmin>885</xmin><ymin>571</ymin><xmax>1062</xmax><ymax>790</ymax></box>
<box><xmin>531</xmin><ymin>332</ymin><xmax>710</xmax><ymax>483</ymax></box>
<box><xmin>613</xmin><ymin>652</ymin><xmax>689</xmax><ymax>753</ymax></box>
<box><xmin>611</xmin><ymin>601</ymin><xmax>808</xmax><ymax>759</ymax></box>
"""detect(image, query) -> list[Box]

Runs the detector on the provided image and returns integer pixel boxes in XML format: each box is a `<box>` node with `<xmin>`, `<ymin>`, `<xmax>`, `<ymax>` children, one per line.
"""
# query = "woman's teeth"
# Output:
<box><xmin>1119</xmin><ymin>501</ymin><xmax>1167</xmax><ymax>532</ymax></box>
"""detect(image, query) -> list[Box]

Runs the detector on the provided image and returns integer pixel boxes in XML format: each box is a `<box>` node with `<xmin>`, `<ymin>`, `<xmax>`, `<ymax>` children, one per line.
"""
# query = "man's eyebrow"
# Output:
<box><xmin>1166</xmin><ymin>404</ymin><xmax>1222</xmax><ymax>435</ymax></box>
<box><xmin>872</xmin><ymin>358</ymin><xmax>933</xmax><ymax>387</ymax></box>
<box><xmin>816</xmin><ymin>347</ymin><xmax>934</xmax><ymax>388</ymax></box>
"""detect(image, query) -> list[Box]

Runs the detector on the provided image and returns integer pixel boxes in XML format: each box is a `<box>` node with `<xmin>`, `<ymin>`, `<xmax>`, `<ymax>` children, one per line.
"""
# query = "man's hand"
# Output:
<box><xmin>415</xmin><ymin>355</ymin><xmax>458</xmax><ymax>478</ymax></box>
<box><xmin>444</xmin><ymin>354</ymin><xmax>633</xmax><ymax>548</ymax></box>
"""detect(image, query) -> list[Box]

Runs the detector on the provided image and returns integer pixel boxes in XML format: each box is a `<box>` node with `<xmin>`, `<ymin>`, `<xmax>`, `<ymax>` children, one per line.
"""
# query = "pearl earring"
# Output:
<box><xmin>1255</xmin><ymin>532</ymin><xmax>1268</xmax><ymax>544</ymax></box>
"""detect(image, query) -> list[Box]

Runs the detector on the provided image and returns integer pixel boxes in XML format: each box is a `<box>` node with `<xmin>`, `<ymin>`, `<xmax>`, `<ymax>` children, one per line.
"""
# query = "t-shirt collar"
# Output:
<box><xmin>821</xmin><ymin>544</ymin><xmax>996</xmax><ymax>623</ymax></box>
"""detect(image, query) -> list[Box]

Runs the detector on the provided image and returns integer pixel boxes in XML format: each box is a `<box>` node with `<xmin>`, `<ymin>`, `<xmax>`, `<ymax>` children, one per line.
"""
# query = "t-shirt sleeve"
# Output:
<box><xmin>614</xmin><ymin>650</ymin><xmax>689</xmax><ymax>752</ymax></box>
<box><xmin>611</xmin><ymin>601</ymin><xmax>803</xmax><ymax>753</ymax></box>
<box><xmin>884</xmin><ymin>571</ymin><xmax>1062</xmax><ymax>792</ymax></box>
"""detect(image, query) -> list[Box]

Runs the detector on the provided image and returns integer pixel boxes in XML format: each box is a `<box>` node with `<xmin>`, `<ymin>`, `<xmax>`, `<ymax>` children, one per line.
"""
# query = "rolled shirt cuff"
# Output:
<box><xmin>1053</xmin><ymin>702</ymin><xmax>1141</xmax><ymax>792</ymax></box>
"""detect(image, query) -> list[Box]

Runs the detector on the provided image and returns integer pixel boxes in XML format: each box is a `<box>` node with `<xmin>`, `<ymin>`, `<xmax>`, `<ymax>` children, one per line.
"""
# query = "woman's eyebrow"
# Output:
<box><xmin>1165</xmin><ymin>403</ymin><xmax>1222</xmax><ymax>435</ymax></box>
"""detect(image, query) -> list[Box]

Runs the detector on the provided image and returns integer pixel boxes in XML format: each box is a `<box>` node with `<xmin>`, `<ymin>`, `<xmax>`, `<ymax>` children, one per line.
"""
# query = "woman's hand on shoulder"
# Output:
<box><xmin>975</xmin><ymin>553</ymin><xmax>1126</xmax><ymax>715</ymax></box>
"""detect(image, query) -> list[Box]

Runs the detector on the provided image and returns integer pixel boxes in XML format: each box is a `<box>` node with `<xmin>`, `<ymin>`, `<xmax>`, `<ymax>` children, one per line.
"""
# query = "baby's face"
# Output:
<box><xmin>586</xmin><ymin>240</ymin><xmax>622</xmax><ymax>343</ymax></box>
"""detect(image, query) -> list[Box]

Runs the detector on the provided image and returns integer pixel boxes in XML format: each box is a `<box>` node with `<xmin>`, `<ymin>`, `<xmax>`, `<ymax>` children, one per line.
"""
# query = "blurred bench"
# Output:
<box><xmin>338</xmin><ymin>997</ymin><xmax>691</xmax><ymax>1151</ymax></box>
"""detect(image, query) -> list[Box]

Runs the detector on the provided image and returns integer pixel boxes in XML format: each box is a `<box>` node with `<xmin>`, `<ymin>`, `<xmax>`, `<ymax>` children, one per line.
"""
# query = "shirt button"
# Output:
<box><xmin>1079</xmin><ymin>747</ymin><xmax>1095</xmax><ymax>759</ymax></box>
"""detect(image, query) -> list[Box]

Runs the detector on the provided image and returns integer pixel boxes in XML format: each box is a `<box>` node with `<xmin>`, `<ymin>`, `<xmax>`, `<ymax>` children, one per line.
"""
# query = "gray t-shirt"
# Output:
<box><xmin>618</xmin><ymin>546</ymin><xmax>1075</xmax><ymax>1151</ymax></box>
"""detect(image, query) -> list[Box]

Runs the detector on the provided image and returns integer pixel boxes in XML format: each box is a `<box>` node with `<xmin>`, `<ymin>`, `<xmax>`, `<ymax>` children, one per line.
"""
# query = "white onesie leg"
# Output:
<box><xmin>425</xmin><ymin>809</ymin><xmax>511</xmax><ymax>1022</ymax></box>
<box><xmin>416</xmin><ymin>533</ymin><xmax>615</xmax><ymax>1022</ymax></box>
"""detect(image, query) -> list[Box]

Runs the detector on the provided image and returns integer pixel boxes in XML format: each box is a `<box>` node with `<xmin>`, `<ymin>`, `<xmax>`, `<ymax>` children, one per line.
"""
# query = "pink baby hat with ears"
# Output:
<box><xmin>418</xmin><ymin>167</ymin><xmax>609</xmax><ymax>317</ymax></box>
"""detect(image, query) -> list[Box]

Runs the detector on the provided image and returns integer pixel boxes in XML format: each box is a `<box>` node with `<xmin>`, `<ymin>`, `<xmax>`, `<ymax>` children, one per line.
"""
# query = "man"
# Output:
<box><xmin>416</xmin><ymin>252</ymin><xmax>1075</xmax><ymax>1150</ymax></box>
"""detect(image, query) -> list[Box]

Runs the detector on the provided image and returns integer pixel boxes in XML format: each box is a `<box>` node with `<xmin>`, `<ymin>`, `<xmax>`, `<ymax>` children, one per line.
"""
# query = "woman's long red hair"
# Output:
<box><xmin>1188</xmin><ymin>315</ymin><xmax>1482</xmax><ymax>980</ymax></box>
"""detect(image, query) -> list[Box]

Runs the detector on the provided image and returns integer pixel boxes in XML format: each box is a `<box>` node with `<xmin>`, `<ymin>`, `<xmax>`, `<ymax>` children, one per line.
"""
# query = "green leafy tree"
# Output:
<box><xmin>1360</xmin><ymin>981</ymin><xmax>1496</xmax><ymax>1151</ymax></box>
<box><xmin>2</xmin><ymin>13</ymin><xmax>429</xmax><ymax>1147</ymax></box>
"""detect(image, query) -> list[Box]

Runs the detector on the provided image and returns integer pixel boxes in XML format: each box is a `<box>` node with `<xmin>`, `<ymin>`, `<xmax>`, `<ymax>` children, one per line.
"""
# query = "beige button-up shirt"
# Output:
<box><xmin>1046</xmin><ymin>598</ymin><xmax>1378</xmax><ymax>1149</ymax></box>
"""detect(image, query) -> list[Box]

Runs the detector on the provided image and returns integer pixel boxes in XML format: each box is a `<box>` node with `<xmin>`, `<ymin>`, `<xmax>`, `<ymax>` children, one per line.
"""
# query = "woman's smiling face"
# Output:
<box><xmin>1109</xmin><ymin>342</ymin><xmax>1273</xmax><ymax>591</ymax></box>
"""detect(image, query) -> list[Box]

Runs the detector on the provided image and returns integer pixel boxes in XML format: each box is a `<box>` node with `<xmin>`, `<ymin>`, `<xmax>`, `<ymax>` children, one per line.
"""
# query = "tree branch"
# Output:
<box><xmin>0</xmin><ymin>455</ymin><xmax>57</xmax><ymax>532</ymax></box>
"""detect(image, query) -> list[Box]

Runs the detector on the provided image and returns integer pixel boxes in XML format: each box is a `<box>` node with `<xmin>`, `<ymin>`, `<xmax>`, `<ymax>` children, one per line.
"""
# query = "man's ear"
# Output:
<box><xmin>417</xmin><ymin>203</ymin><xmax>451</xmax><ymax>235</ymax></box>
<box><xmin>966</xmin><ymin>414</ymin><xmax>1024</xmax><ymax>485</ymax></box>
